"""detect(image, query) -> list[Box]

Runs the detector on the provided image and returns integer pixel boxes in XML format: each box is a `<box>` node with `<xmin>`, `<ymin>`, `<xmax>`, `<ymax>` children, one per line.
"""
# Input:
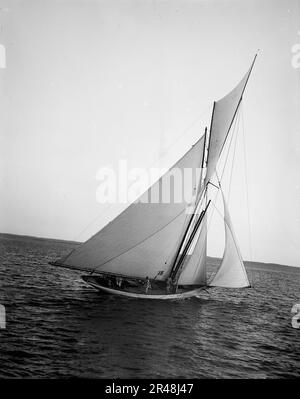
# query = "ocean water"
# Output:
<box><xmin>0</xmin><ymin>234</ymin><xmax>299</xmax><ymax>379</ymax></box>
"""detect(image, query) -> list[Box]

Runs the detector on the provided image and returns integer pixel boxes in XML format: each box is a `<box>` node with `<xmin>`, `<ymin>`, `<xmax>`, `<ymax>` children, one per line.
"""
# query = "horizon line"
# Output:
<box><xmin>0</xmin><ymin>231</ymin><xmax>299</xmax><ymax>270</ymax></box>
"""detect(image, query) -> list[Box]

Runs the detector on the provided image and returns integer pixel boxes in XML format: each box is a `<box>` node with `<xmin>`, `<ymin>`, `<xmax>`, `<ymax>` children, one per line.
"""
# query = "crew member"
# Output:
<box><xmin>166</xmin><ymin>276</ymin><xmax>173</xmax><ymax>293</ymax></box>
<box><xmin>145</xmin><ymin>276</ymin><xmax>152</xmax><ymax>293</ymax></box>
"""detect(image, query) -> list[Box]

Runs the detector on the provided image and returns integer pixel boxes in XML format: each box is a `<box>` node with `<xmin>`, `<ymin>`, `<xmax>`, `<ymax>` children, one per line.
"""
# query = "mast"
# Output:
<box><xmin>198</xmin><ymin>126</ymin><xmax>208</xmax><ymax>202</ymax></box>
<box><xmin>205</xmin><ymin>101</ymin><xmax>216</xmax><ymax>180</ymax></box>
<box><xmin>201</xmin><ymin>127</ymin><xmax>208</xmax><ymax>169</ymax></box>
<box><xmin>170</xmin><ymin>200</ymin><xmax>211</xmax><ymax>290</ymax></box>
<box><xmin>169</xmin><ymin>110</ymin><xmax>214</xmax><ymax>287</ymax></box>
<box><xmin>204</xmin><ymin>54</ymin><xmax>257</xmax><ymax>188</ymax></box>
<box><xmin>169</xmin><ymin>55</ymin><xmax>257</xmax><ymax>287</ymax></box>
<box><xmin>169</xmin><ymin>124</ymin><xmax>210</xmax><ymax>282</ymax></box>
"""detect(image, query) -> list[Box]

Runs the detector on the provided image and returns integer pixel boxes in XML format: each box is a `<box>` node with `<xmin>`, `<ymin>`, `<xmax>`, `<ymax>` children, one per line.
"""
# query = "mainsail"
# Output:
<box><xmin>209</xmin><ymin>189</ymin><xmax>250</xmax><ymax>288</ymax></box>
<box><xmin>59</xmin><ymin>136</ymin><xmax>205</xmax><ymax>278</ymax></box>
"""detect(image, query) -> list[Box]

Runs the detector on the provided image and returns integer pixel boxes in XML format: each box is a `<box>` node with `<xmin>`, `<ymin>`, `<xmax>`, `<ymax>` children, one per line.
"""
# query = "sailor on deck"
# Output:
<box><xmin>166</xmin><ymin>277</ymin><xmax>173</xmax><ymax>293</ymax></box>
<box><xmin>145</xmin><ymin>276</ymin><xmax>152</xmax><ymax>293</ymax></box>
<box><xmin>116</xmin><ymin>276</ymin><xmax>123</xmax><ymax>288</ymax></box>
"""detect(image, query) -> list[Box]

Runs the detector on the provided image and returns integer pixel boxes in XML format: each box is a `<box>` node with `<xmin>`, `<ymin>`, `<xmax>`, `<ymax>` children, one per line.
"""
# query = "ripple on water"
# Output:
<box><xmin>0</xmin><ymin>234</ymin><xmax>299</xmax><ymax>378</ymax></box>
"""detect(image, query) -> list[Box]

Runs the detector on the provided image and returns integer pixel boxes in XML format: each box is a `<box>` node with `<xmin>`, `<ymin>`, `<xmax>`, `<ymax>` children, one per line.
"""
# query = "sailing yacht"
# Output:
<box><xmin>49</xmin><ymin>56</ymin><xmax>256</xmax><ymax>299</ymax></box>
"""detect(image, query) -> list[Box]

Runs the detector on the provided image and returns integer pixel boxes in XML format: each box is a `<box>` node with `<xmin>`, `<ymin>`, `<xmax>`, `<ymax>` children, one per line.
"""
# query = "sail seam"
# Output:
<box><xmin>69</xmin><ymin>107</ymin><xmax>211</xmax><ymax>244</ymax></box>
<box><xmin>62</xmin><ymin>135</ymin><xmax>205</xmax><ymax>266</ymax></box>
<box><xmin>92</xmin><ymin>207</ymin><xmax>188</xmax><ymax>272</ymax></box>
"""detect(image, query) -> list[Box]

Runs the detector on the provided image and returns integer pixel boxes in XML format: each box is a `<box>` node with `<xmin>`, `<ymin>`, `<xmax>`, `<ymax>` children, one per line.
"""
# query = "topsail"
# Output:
<box><xmin>204</xmin><ymin>57</ymin><xmax>256</xmax><ymax>188</ymax></box>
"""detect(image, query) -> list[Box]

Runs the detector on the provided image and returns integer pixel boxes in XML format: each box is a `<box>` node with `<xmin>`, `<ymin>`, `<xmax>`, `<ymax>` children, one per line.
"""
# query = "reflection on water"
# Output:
<box><xmin>0</xmin><ymin>234</ymin><xmax>299</xmax><ymax>378</ymax></box>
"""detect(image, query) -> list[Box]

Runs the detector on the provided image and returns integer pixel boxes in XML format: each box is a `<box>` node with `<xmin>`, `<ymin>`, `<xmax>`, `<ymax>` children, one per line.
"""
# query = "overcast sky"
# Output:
<box><xmin>0</xmin><ymin>0</ymin><xmax>299</xmax><ymax>267</ymax></box>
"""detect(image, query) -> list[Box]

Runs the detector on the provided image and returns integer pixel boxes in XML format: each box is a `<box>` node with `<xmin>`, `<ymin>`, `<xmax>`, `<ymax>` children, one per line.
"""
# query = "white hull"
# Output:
<box><xmin>86</xmin><ymin>280</ymin><xmax>204</xmax><ymax>300</ymax></box>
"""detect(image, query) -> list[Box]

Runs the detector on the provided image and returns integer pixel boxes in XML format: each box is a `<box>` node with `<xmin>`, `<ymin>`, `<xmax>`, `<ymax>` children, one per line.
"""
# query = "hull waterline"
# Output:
<box><xmin>82</xmin><ymin>276</ymin><xmax>205</xmax><ymax>300</ymax></box>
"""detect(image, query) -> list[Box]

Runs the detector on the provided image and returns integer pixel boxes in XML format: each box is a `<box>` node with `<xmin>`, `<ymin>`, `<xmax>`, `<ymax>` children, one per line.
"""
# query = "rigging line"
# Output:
<box><xmin>64</xmin><ymin>134</ymin><xmax>205</xmax><ymax>265</ymax></box>
<box><xmin>206</xmin><ymin>199</ymin><xmax>227</xmax><ymax>286</ymax></box>
<box><xmin>178</xmin><ymin>182</ymin><xmax>209</xmax><ymax>259</ymax></box>
<box><xmin>173</xmin><ymin>133</ymin><xmax>210</xmax><ymax>268</ymax></box>
<box><xmin>178</xmin><ymin>214</ymin><xmax>208</xmax><ymax>285</ymax></box>
<box><xmin>206</xmin><ymin>107</ymin><xmax>241</xmax><ymax>233</ymax></box>
<box><xmin>228</xmin><ymin>110</ymin><xmax>241</xmax><ymax>206</ymax></box>
<box><xmin>218</xmin><ymin>53</ymin><xmax>258</xmax><ymax>160</ymax></box>
<box><xmin>91</xmin><ymin>207</ymin><xmax>188</xmax><ymax>273</ymax></box>
<box><xmin>205</xmin><ymin>198</ymin><xmax>223</xmax><ymax>285</ymax></box>
<box><xmin>205</xmin><ymin>54</ymin><xmax>257</xmax><ymax>266</ymax></box>
<box><xmin>208</xmin><ymin>181</ymin><xmax>219</xmax><ymax>190</ymax></box>
<box><xmin>210</xmin><ymin>152</ymin><xmax>250</xmax><ymax>286</ymax></box>
<box><xmin>198</xmin><ymin>194</ymin><xmax>222</xmax><ymax>283</ymax></box>
<box><xmin>241</xmin><ymin>103</ymin><xmax>253</xmax><ymax>262</ymax></box>
<box><xmin>73</xmin><ymin>202</ymin><xmax>114</xmax><ymax>242</ymax></box>
<box><xmin>207</xmin><ymin>184</ymin><xmax>220</xmax><ymax>233</ymax></box>
<box><xmin>205</xmin><ymin>199</ymin><xmax>226</xmax><ymax>286</ymax></box>
<box><xmin>157</xmin><ymin>103</ymin><xmax>212</xmax><ymax>162</ymax></box>
<box><xmin>210</xmin><ymin>197</ymin><xmax>224</xmax><ymax>220</ymax></box>
<box><xmin>208</xmin><ymin>197</ymin><xmax>249</xmax><ymax>284</ymax></box>
<box><xmin>203</xmin><ymin>113</ymin><xmax>242</xmax><ymax>279</ymax></box>
<box><xmin>72</xmin><ymin>104</ymin><xmax>212</xmax><ymax>242</ymax></box>
<box><xmin>208</xmin><ymin>110</ymin><xmax>239</xmax><ymax>215</ymax></box>
<box><xmin>206</xmin><ymin>170</ymin><xmax>222</xmax><ymax>235</ymax></box>
<box><xmin>171</xmin><ymin>119</ymin><xmax>211</xmax><ymax>272</ymax></box>
<box><xmin>171</xmin><ymin>201</ymin><xmax>210</xmax><ymax>283</ymax></box>
<box><xmin>220</xmin><ymin>105</ymin><xmax>241</xmax><ymax>182</ymax></box>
